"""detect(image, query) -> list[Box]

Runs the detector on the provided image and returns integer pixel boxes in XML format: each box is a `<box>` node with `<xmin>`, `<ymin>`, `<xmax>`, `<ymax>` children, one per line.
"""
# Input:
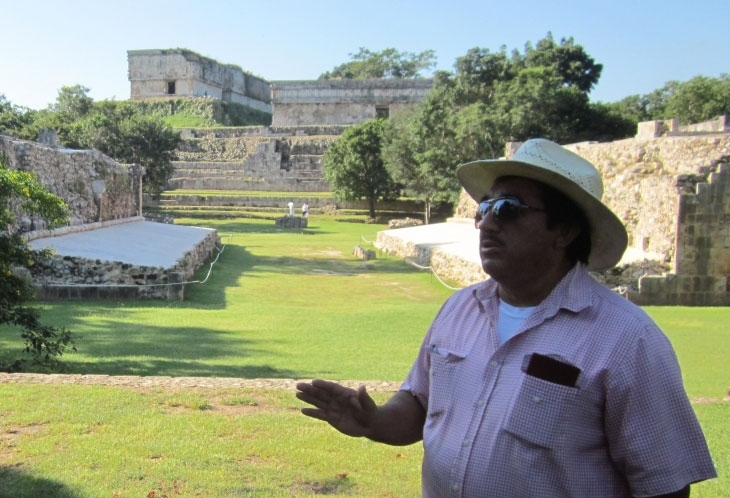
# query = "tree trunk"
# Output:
<box><xmin>424</xmin><ymin>199</ymin><xmax>431</xmax><ymax>225</ymax></box>
<box><xmin>368</xmin><ymin>197</ymin><xmax>376</xmax><ymax>219</ymax></box>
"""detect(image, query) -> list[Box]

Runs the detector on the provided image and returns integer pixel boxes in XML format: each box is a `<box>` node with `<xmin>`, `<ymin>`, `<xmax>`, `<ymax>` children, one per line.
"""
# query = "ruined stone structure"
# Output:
<box><xmin>270</xmin><ymin>79</ymin><xmax>433</xmax><ymax>126</ymax></box>
<box><xmin>1</xmin><ymin>134</ymin><xmax>219</xmax><ymax>300</ymax></box>
<box><xmin>128</xmin><ymin>49</ymin><xmax>271</xmax><ymax>114</ymax></box>
<box><xmin>452</xmin><ymin>117</ymin><xmax>730</xmax><ymax>305</ymax></box>
<box><xmin>1</xmin><ymin>133</ymin><xmax>143</xmax><ymax>228</ymax></box>
<box><xmin>127</xmin><ymin>48</ymin><xmax>434</xmax><ymax>128</ymax></box>
<box><xmin>167</xmin><ymin>125</ymin><xmax>338</xmax><ymax>192</ymax></box>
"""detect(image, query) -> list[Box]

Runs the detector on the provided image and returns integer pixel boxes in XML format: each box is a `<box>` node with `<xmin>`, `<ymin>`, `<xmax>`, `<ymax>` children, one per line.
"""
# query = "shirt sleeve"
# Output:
<box><xmin>604</xmin><ymin>323</ymin><xmax>717</xmax><ymax>496</ymax></box>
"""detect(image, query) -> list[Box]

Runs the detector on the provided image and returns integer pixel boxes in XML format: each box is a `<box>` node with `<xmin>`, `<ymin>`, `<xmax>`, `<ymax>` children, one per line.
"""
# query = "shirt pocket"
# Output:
<box><xmin>427</xmin><ymin>349</ymin><xmax>467</xmax><ymax>418</ymax></box>
<box><xmin>503</xmin><ymin>373</ymin><xmax>580</xmax><ymax>448</ymax></box>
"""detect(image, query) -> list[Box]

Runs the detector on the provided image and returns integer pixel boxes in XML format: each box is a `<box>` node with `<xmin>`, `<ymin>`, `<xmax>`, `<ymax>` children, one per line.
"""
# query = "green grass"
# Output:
<box><xmin>0</xmin><ymin>215</ymin><xmax>728</xmax><ymax>496</ymax></box>
<box><xmin>0</xmin><ymin>216</ymin><xmax>452</xmax><ymax>380</ymax></box>
<box><xmin>0</xmin><ymin>385</ymin><xmax>422</xmax><ymax>497</ymax></box>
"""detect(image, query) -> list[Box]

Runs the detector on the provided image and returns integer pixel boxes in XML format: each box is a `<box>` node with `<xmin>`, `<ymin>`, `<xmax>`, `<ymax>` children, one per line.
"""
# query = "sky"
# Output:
<box><xmin>1</xmin><ymin>0</ymin><xmax>728</xmax><ymax>110</ymax></box>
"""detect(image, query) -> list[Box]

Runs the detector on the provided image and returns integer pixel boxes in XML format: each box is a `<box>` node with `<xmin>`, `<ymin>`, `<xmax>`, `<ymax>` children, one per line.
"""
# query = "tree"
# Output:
<box><xmin>1</xmin><ymin>154</ymin><xmax>75</xmax><ymax>371</ymax></box>
<box><xmin>69</xmin><ymin>102</ymin><xmax>180</xmax><ymax>196</ymax></box>
<box><xmin>383</xmin><ymin>34</ymin><xmax>633</xmax><ymax>217</ymax></box>
<box><xmin>0</xmin><ymin>94</ymin><xmax>37</xmax><ymax>140</ymax></box>
<box><xmin>30</xmin><ymin>88</ymin><xmax>181</xmax><ymax>197</ymax></box>
<box><xmin>320</xmin><ymin>47</ymin><xmax>436</xmax><ymax>79</ymax></box>
<box><xmin>664</xmin><ymin>75</ymin><xmax>730</xmax><ymax>124</ymax></box>
<box><xmin>323</xmin><ymin>119</ymin><xmax>398</xmax><ymax>218</ymax></box>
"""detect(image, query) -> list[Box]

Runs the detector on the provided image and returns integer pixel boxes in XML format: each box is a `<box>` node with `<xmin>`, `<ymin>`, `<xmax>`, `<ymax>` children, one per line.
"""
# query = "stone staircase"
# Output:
<box><xmin>167</xmin><ymin>127</ymin><xmax>338</xmax><ymax>192</ymax></box>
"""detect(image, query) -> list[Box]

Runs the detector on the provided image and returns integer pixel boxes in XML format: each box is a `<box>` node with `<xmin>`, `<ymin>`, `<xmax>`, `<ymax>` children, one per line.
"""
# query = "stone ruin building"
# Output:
<box><xmin>270</xmin><ymin>79</ymin><xmax>433</xmax><ymax>126</ymax></box>
<box><xmin>1</xmin><ymin>132</ymin><xmax>219</xmax><ymax>300</ymax></box>
<box><xmin>127</xmin><ymin>48</ymin><xmax>433</xmax><ymax>127</ymax></box>
<box><xmin>127</xmin><ymin>49</ymin><xmax>271</xmax><ymax>114</ymax></box>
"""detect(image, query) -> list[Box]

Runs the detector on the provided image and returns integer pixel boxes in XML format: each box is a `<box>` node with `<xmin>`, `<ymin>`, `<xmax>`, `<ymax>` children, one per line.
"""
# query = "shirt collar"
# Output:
<box><xmin>472</xmin><ymin>263</ymin><xmax>594</xmax><ymax>317</ymax></box>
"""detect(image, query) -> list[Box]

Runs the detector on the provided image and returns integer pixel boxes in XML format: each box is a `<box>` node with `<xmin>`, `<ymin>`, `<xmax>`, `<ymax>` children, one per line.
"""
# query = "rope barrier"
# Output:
<box><xmin>41</xmin><ymin>234</ymin><xmax>233</xmax><ymax>288</ymax></box>
<box><xmin>405</xmin><ymin>258</ymin><xmax>464</xmax><ymax>291</ymax></box>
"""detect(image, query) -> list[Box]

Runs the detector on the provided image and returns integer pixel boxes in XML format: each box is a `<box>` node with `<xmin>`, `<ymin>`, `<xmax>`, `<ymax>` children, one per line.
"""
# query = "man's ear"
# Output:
<box><xmin>554</xmin><ymin>222</ymin><xmax>580</xmax><ymax>250</ymax></box>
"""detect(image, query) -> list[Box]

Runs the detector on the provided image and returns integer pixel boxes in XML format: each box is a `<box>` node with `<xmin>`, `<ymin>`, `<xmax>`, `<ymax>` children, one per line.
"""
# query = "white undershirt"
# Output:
<box><xmin>497</xmin><ymin>299</ymin><xmax>536</xmax><ymax>345</ymax></box>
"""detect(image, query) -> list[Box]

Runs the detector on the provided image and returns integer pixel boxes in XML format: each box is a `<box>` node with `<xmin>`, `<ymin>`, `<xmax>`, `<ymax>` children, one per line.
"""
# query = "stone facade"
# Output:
<box><xmin>128</xmin><ymin>49</ymin><xmax>271</xmax><ymax>114</ymax></box>
<box><xmin>270</xmin><ymin>79</ymin><xmax>433</xmax><ymax>126</ymax></box>
<box><xmin>0</xmin><ymin>133</ymin><xmax>143</xmax><ymax>229</ymax></box>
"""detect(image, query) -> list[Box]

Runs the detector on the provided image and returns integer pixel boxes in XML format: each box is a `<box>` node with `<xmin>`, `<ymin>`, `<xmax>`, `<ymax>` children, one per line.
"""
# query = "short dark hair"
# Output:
<box><xmin>536</xmin><ymin>182</ymin><xmax>592</xmax><ymax>265</ymax></box>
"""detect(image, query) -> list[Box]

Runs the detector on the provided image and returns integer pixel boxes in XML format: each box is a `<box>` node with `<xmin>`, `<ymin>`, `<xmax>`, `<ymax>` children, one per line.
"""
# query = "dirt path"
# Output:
<box><xmin>0</xmin><ymin>373</ymin><xmax>401</xmax><ymax>392</ymax></box>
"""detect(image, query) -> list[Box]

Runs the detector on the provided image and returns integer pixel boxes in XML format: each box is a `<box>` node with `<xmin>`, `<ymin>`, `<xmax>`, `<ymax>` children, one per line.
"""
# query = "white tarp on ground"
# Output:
<box><xmin>29</xmin><ymin>221</ymin><xmax>215</xmax><ymax>268</ymax></box>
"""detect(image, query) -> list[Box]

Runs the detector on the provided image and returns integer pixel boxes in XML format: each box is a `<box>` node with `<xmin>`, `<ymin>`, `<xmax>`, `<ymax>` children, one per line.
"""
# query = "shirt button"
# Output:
<box><xmin>489</xmin><ymin>360</ymin><xmax>499</xmax><ymax>367</ymax></box>
<box><xmin>462</xmin><ymin>439</ymin><xmax>470</xmax><ymax>447</ymax></box>
<box><xmin>452</xmin><ymin>484</ymin><xmax>460</xmax><ymax>491</ymax></box>
<box><xmin>476</xmin><ymin>400</ymin><xmax>485</xmax><ymax>407</ymax></box>
<box><xmin>532</xmin><ymin>395</ymin><xmax>542</xmax><ymax>403</ymax></box>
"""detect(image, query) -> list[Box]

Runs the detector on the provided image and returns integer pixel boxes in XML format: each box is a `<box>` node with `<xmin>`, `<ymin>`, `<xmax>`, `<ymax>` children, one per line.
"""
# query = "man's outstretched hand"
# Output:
<box><xmin>295</xmin><ymin>379</ymin><xmax>379</xmax><ymax>438</ymax></box>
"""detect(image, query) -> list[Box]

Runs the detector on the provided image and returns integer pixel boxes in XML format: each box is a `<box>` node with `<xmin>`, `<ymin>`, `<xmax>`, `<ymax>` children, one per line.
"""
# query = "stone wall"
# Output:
<box><xmin>128</xmin><ymin>49</ymin><xmax>271</xmax><ymax>113</ymax></box>
<box><xmin>0</xmin><ymin>134</ymin><xmax>142</xmax><ymax>229</ymax></box>
<box><xmin>270</xmin><ymin>79</ymin><xmax>433</xmax><ymax>126</ymax></box>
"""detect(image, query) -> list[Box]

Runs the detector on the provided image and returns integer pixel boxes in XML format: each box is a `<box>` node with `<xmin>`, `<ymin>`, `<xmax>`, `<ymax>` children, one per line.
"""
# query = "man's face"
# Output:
<box><xmin>476</xmin><ymin>177</ymin><xmax>564</xmax><ymax>283</ymax></box>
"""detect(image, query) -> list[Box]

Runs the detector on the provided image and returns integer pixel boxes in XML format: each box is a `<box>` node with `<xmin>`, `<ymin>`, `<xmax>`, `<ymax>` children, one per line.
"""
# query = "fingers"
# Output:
<box><xmin>300</xmin><ymin>407</ymin><xmax>328</xmax><ymax>421</ymax></box>
<box><xmin>356</xmin><ymin>385</ymin><xmax>378</xmax><ymax>413</ymax></box>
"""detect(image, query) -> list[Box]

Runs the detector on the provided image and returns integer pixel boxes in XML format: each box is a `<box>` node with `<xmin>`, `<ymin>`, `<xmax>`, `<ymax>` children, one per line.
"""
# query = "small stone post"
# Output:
<box><xmin>167</xmin><ymin>272</ymin><xmax>184</xmax><ymax>300</ymax></box>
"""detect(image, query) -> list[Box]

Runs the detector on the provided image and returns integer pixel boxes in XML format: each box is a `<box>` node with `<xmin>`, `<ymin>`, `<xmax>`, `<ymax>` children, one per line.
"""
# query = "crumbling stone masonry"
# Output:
<box><xmin>1</xmin><ymin>133</ymin><xmax>143</xmax><ymax>229</ymax></box>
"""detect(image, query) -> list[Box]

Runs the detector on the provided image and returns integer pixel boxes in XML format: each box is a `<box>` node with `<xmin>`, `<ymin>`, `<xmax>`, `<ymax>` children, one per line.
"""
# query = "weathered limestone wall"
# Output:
<box><xmin>270</xmin><ymin>79</ymin><xmax>433</xmax><ymax>126</ymax></box>
<box><xmin>0</xmin><ymin>134</ymin><xmax>142</xmax><ymax>229</ymax></box>
<box><xmin>128</xmin><ymin>49</ymin><xmax>271</xmax><ymax>113</ymax></box>
<box><xmin>564</xmin><ymin>135</ymin><xmax>730</xmax><ymax>264</ymax></box>
<box><xmin>632</xmin><ymin>162</ymin><xmax>730</xmax><ymax>305</ymax></box>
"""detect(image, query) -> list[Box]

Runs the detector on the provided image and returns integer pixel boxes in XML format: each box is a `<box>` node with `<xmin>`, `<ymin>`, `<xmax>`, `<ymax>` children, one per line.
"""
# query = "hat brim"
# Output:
<box><xmin>457</xmin><ymin>159</ymin><xmax>628</xmax><ymax>271</ymax></box>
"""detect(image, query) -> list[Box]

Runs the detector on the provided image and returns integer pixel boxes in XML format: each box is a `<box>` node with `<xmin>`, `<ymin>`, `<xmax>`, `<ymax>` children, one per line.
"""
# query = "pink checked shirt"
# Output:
<box><xmin>402</xmin><ymin>264</ymin><xmax>716</xmax><ymax>497</ymax></box>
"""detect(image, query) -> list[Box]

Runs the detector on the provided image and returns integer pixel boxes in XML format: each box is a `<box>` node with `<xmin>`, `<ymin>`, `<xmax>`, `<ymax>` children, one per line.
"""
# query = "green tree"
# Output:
<box><xmin>323</xmin><ymin>119</ymin><xmax>398</xmax><ymax>218</ymax></box>
<box><xmin>320</xmin><ymin>47</ymin><xmax>436</xmax><ymax>79</ymax></box>
<box><xmin>664</xmin><ymin>75</ymin><xmax>730</xmax><ymax>124</ymax></box>
<box><xmin>383</xmin><ymin>34</ymin><xmax>633</xmax><ymax>216</ymax></box>
<box><xmin>0</xmin><ymin>154</ymin><xmax>74</xmax><ymax>371</ymax></box>
<box><xmin>0</xmin><ymin>94</ymin><xmax>37</xmax><ymax>140</ymax></box>
<box><xmin>28</xmin><ymin>88</ymin><xmax>181</xmax><ymax>197</ymax></box>
<box><xmin>68</xmin><ymin>101</ymin><xmax>181</xmax><ymax>196</ymax></box>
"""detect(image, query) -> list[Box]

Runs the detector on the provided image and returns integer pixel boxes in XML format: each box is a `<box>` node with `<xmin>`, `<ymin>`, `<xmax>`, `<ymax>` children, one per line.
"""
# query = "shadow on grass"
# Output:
<box><xmin>0</xmin><ymin>320</ymin><xmax>309</xmax><ymax>378</ymax></box>
<box><xmin>0</xmin><ymin>466</ymin><xmax>81</xmax><ymax>498</ymax></box>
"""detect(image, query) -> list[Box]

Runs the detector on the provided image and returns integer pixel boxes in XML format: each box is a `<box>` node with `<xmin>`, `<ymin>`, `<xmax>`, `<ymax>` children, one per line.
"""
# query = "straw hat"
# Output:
<box><xmin>457</xmin><ymin>138</ymin><xmax>627</xmax><ymax>271</ymax></box>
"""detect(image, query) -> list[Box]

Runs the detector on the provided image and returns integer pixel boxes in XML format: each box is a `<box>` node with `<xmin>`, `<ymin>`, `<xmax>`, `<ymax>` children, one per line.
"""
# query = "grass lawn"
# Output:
<box><xmin>0</xmin><ymin>215</ymin><xmax>728</xmax><ymax>496</ymax></box>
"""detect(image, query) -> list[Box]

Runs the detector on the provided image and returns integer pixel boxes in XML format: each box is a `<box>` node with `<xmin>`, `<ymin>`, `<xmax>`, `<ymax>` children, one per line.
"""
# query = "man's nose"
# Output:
<box><xmin>476</xmin><ymin>209</ymin><xmax>499</xmax><ymax>230</ymax></box>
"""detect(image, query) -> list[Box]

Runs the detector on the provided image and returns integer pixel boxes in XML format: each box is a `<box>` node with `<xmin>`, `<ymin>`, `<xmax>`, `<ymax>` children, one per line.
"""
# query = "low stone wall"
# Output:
<box><xmin>275</xmin><ymin>215</ymin><xmax>307</xmax><ymax>228</ymax></box>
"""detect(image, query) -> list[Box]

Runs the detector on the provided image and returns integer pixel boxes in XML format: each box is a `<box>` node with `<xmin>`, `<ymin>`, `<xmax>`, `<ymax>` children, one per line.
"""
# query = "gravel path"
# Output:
<box><xmin>0</xmin><ymin>373</ymin><xmax>402</xmax><ymax>392</ymax></box>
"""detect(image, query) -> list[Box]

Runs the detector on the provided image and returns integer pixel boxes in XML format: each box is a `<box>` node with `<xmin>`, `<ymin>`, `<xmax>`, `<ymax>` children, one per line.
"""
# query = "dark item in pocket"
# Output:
<box><xmin>524</xmin><ymin>353</ymin><xmax>581</xmax><ymax>387</ymax></box>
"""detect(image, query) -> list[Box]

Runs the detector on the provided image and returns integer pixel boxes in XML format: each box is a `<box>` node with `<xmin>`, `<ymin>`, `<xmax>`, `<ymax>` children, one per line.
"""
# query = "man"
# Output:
<box><xmin>296</xmin><ymin>139</ymin><xmax>716</xmax><ymax>497</ymax></box>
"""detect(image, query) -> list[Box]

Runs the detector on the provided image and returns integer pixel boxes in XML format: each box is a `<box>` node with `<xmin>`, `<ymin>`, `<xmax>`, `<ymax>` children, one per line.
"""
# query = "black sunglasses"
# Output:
<box><xmin>475</xmin><ymin>196</ymin><xmax>546</xmax><ymax>225</ymax></box>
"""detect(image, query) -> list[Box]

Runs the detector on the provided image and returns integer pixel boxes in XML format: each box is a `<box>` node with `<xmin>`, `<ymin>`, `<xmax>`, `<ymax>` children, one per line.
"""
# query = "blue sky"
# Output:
<box><xmin>2</xmin><ymin>0</ymin><xmax>728</xmax><ymax>110</ymax></box>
